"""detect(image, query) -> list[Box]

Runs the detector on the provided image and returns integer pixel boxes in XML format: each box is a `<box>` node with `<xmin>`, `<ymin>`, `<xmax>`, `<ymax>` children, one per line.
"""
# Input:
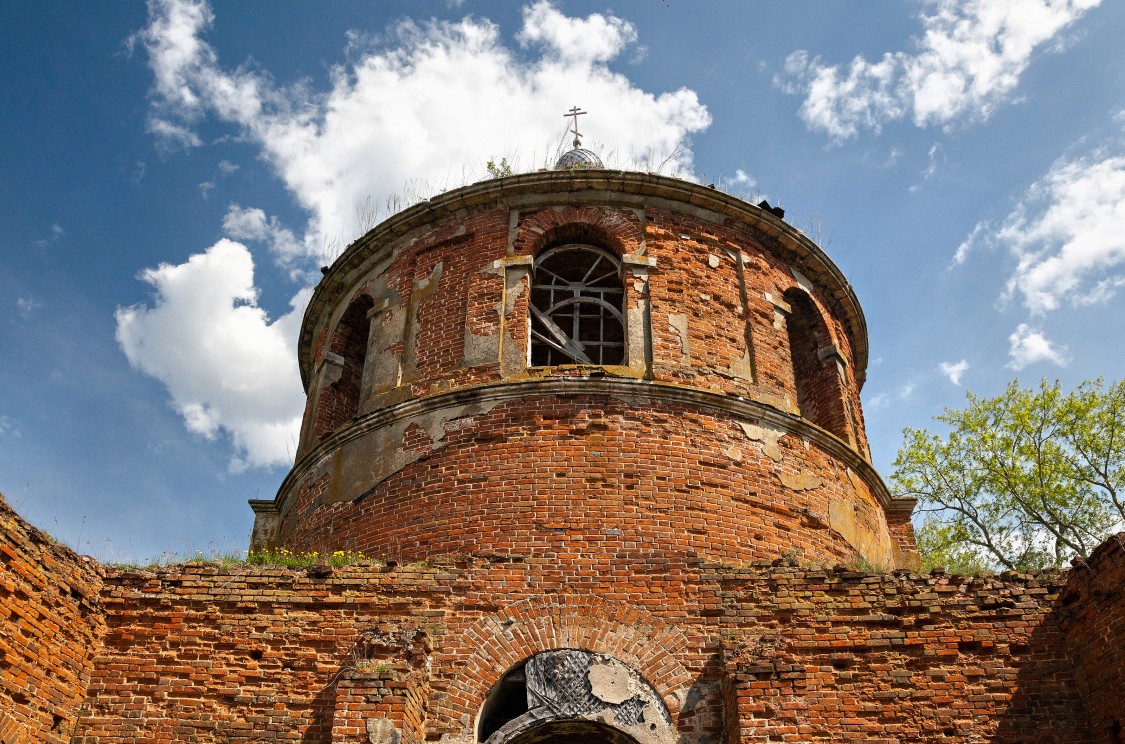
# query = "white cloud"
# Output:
<box><xmin>997</xmin><ymin>150</ymin><xmax>1125</xmax><ymax>314</ymax></box>
<box><xmin>951</xmin><ymin>220</ymin><xmax>987</xmax><ymax>266</ymax></box>
<box><xmin>1007</xmin><ymin>323</ymin><xmax>1070</xmax><ymax>369</ymax></box>
<box><xmin>115</xmin><ymin>240</ymin><xmax>308</xmax><ymax>471</ymax></box>
<box><xmin>217</xmin><ymin>159</ymin><xmax>239</xmax><ymax>174</ymax></box>
<box><xmin>221</xmin><ymin>204</ymin><xmax>305</xmax><ymax>271</ymax></box>
<box><xmin>221</xmin><ymin>204</ymin><xmax>270</xmax><ymax>241</ymax></box>
<box><xmin>135</xmin><ymin>0</ymin><xmax>711</xmax><ymax>251</ymax></box>
<box><xmin>779</xmin><ymin>0</ymin><xmax>1102</xmax><ymax>141</ymax></box>
<box><xmin>732</xmin><ymin>169</ymin><xmax>755</xmax><ymax>185</ymax></box>
<box><xmin>910</xmin><ymin>142</ymin><xmax>943</xmax><ymax>193</ymax></box>
<box><xmin>221</xmin><ymin>204</ymin><xmax>303</xmax><ymax>263</ymax></box>
<box><xmin>938</xmin><ymin>359</ymin><xmax>970</xmax><ymax>384</ymax></box>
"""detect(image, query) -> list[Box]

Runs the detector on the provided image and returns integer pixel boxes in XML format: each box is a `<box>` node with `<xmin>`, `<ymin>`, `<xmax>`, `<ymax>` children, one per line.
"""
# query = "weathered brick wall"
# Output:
<box><xmin>299</xmin><ymin>178</ymin><xmax>870</xmax><ymax>453</ymax></box>
<box><xmin>1059</xmin><ymin>533</ymin><xmax>1125</xmax><ymax>743</ymax></box>
<box><xmin>63</xmin><ymin>551</ymin><xmax>1113</xmax><ymax>743</ymax></box>
<box><xmin>277</xmin><ymin>393</ymin><xmax>888</xmax><ymax>569</ymax></box>
<box><xmin>0</xmin><ymin>494</ymin><xmax>105</xmax><ymax>744</ymax></box>
<box><xmin>74</xmin><ymin>562</ymin><xmax>446</xmax><ymax>743</ymax></box>
<box><xmin>713</xmin><ymin>561</ymin><xmax>1095</xmax><ymax>743</ymax></box>
<box><xmin>72</xmin><ymin>556</ymin><xmax>725</xmax><ymax>744</ymax></box>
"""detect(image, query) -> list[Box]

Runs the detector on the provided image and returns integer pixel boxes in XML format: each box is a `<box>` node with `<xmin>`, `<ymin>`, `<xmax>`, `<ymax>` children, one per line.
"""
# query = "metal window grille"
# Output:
<box><xmin>530</xmin><ymin>244</ymin><xmax>625</xmax><ymax>366</ymax></box>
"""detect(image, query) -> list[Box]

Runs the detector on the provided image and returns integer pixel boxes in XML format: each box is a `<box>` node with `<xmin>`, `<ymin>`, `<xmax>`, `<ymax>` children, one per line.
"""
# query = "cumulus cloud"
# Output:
<box><xmin>222</xmin><ymin>204</ymin><xmax>303</xmax><ymax>264</ymax></box>
<box><xmin>115</xmin><ymin>240</ymin><xmax>308</xmax><ymax>471</ymax></box>
<box><xmin>134</xmin><ymin>0</ymin><xmax>711</xmax><ymax>251</ymax></box>
<box><xmin>938</xmin><ymin>359</ymin><xmax>970</xmax><ymax>384</ymax></box>
<box><xmin>778</xmin><ymin>0</ymin><xmax>1102</xmax><ymax>141</ymax></box>
<box><xmin>1007</xmin><ymin>323</ymin><xmax>1070</xmax><ymax>369</ymax></box>
<box><xmin>956</xmin><ymin>146</ymin><xmax>1125</xmax><ymax>314</ymax></box>
<box><xmin>954</xmin><ymin>142</ymin><xmax>1123</xmax><ymax>371</ymax></box>
<box><xmin>997</xmin><ymin>151</ymin><xmax>1125</xmax><ymax>314</ymax></box>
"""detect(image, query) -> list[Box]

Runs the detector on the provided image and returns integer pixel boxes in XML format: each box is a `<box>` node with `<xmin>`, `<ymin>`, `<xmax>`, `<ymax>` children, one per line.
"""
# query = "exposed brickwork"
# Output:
<box><xmin>714</xmin><ymin>562</ymin><xmax>1095</xmax><ymax>743</ymax></box>
<box><xmin>278</xmin><ymin>394</ymin><xmax>881</xmax><ymax>569</ymax></box>
<box><xmin>0</xmin><ymin>494</ymin><xmax>106</xmax><ymax>743</ymax></box>
<box><xmin>1059</xmin><ymin>534</ymin><xmax>1125</xmax><ymax>743</ymax></box>
<box><xmin>1</xmin><ymin>493</ymin><xmax>1120</xmax><ymax>742</ymax></box>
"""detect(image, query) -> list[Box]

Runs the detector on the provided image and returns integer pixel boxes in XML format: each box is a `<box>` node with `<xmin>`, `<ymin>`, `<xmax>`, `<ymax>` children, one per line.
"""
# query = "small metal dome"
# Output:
<box><xmin>554</xmin><ymin>147</ymin><xmax>603</xmax><ymax>170</ymax></box>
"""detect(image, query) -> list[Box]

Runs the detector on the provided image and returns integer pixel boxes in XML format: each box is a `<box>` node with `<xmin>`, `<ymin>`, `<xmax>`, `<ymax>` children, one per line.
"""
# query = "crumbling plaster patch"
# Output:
<box><xmin>316</xmin><ymin>398</ymin><xmax>503</xmax><ymax>506</ymax></box>
<box><xmin>462</xmin><ymin>264</ymin><xmax>505</xmax><ymax>368</ymax></box>
<box><xmin>401</xmin><ymin>261</ymin><xmax>444</xmax><ymax>383</ymax></box>
<box><xmin>776</xmin><ymin>471</ymin><xmax>823</xmax><ymax>492</ymax></box>
<box><xmin>367</xmin><ymin>718</ymin><xmax>402</xmax><ymax>744</ymax></box>
<box><xmin>667</xmin><ymin>313</ymin><xmax>690</xmax><ymax>360</ymax></box>
<box><xmin>737</xmin><ymin>421</ymin><xmax>783</xmax><ymax>462</ymax></box>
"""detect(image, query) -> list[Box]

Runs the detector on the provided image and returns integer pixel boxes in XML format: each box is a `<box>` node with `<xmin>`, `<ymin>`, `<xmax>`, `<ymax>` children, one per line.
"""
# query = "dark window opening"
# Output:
<box><xmin>315</xmin><ymin>295</ymin><xmax>374</xmax><ymax>437</ymax></box>
<box><xmin>784</xmin><ymin>289</ymin><xmax>849</xmax><ymax>441</ymax></box>
<box><xmin>530</xmin><ymin>244</ymin><xmax>625</xmax><ymax>366</ymax></box>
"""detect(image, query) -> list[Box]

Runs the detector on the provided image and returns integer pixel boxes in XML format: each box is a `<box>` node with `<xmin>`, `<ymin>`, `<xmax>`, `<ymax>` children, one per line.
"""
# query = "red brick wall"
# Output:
<box><xmin>313</xmin><ymin>297</ymin><xmax>375</xmax><ymax>439</ymax></box>
<box><xmin>1060</xmin><ymin>533</ymin><xmax>1125</xmax><ymax>743</ymax></box>
<box><xmin>715</xmin><ymin>562</ymin><xmax>1095</xmax><ymax>743</ymax></box>
<box><xmin>278</xmin><ymin>394</ymin><xmax>881</xmax><ymax>569</ymax></box>
<box><xmin>61</xmin><ymin>552</ymin><xmax>1107</xmax><ymax>743</ymax></box>
<box><xmin>0</xmin><ymin>494</ymin><xmax>105</xmax><ymax>744</ymax></box>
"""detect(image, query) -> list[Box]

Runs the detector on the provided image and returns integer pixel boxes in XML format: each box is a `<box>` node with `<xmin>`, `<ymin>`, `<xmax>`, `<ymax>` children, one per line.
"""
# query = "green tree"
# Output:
<box><xmin>892</xmin><ymin>378</ymin><xmax>1125</xmax><ymax>572</ymax></box>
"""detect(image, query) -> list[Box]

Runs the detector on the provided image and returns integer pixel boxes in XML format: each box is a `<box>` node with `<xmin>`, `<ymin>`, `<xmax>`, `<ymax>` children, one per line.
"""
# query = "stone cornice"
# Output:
<box><xmin>300</xmin><ymin>170</ymin><xmax>870</xmax><ymax>389</ymax></box>
<box><xmin>270</xmin><ymin>377</ymin><xmax>909</xmax><ymax>518</ymax></box>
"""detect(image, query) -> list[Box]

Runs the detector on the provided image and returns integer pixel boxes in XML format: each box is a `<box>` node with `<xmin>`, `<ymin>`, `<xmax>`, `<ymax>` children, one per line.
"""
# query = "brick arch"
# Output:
<box><xmin>440</xmin><ymin>594</ymin><xmax>693</xmax><ymax>732</ymax></box>
<box><xmin>513</xmin><ymin>206</ymin><xmax>644</xmax><ymax>257</ymax></box>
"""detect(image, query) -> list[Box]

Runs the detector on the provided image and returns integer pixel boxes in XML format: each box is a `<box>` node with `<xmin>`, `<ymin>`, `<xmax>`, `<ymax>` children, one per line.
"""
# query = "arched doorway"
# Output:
<box><xmin>501</xmin><ymin>719</ymin><xmax>642</xmax><ymax>744</ymax></box>
<box><xmin>478</xmin><ymin>650</ymin><xmax>674</xmax><ymax>744</ymax></box>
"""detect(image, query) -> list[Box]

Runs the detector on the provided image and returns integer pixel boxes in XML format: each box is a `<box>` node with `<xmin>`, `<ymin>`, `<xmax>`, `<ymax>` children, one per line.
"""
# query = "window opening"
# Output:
<box><xmin>530</xmin><ymin>244</ymin><xmax>625</xmax><ymax>366</ymax></box>
<box><xmin>784</xmin><ymin>289</ymin><xmax>849</xmax><ymax>440</ymax></box>
<box><xmin>316</xmin><ymin>296</ymin><xmax>373</xmax><ymax>437</ymax></box>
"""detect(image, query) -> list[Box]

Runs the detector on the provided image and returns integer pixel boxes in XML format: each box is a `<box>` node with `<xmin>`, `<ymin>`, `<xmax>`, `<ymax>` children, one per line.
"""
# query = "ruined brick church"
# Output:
<box><xmin>2</xmin><ymin>146</ymin><xmax>1123</xmax><ymax>743</ymax></box>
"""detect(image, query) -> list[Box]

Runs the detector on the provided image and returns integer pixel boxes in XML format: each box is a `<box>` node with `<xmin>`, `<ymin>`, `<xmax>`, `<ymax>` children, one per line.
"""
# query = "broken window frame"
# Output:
<box><xmin>529</xmin><ymin>244</ymin><xmax>627</xmax><ymax>367</ymax></box>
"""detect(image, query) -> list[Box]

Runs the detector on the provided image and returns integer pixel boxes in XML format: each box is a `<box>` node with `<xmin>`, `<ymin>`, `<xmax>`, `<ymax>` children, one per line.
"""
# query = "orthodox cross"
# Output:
<box><xmin>564</xmin><ymin>106</ymin><xmax>587</xmax><ymax>148</ymax></box>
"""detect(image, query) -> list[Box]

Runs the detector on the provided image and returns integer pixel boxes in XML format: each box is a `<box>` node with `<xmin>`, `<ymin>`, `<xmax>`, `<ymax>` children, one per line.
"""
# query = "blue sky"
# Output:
<box><xmin>2</xmin><ymin>0</ymin><xmax>1123</xmax><ymax>561</ymax></box>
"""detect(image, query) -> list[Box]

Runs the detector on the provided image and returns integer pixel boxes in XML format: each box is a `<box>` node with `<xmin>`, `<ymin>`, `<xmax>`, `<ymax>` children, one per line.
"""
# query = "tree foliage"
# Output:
<box><xmin>893</xmin><ymin>378</ymin><xmax>1125</xmax><ymax>571</ymax></box>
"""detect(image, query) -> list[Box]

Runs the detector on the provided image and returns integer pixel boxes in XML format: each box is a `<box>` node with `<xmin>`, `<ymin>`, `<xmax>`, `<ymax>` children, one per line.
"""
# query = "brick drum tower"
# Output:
<box><xmin>249</xmin><ymin>156</ymin><xmax>917</xmax><ymax>572</ymax></box>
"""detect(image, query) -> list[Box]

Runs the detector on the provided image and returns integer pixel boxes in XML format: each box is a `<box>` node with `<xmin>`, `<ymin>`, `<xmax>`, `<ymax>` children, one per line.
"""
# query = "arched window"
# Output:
<box><xmin>530</xmin><ymin>244</ymin><xmax>625</xmax><ymax>366</ymax></box>
<box><xmin>784</xmin><ymin>289</ymin><xmax>850</xmax><ymax>441</ymax></box>
<box><xmin>314</xmin><ymin>295</ymin><xmax>374</xmax><ymax>437</ymax></box>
